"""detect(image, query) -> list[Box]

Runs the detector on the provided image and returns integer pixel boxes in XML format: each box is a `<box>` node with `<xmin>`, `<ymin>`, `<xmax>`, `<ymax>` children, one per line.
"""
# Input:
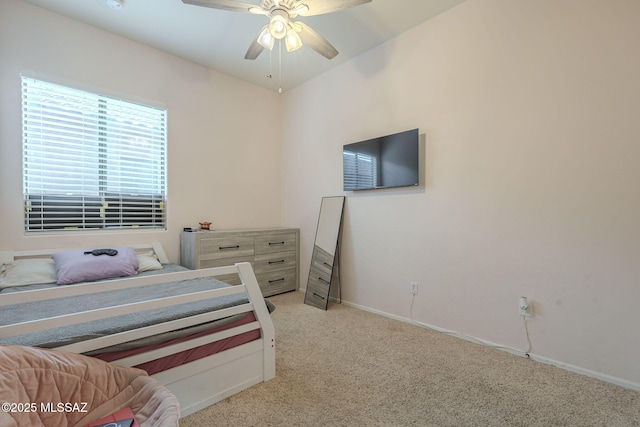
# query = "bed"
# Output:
<box><xmin>0</xmin><ymin>243</ymin><xmax>276</xmax><ymax>418</ymax></box>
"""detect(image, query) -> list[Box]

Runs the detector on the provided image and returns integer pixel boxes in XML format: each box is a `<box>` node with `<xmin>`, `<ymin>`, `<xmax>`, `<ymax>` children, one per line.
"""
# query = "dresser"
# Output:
<box><xmin>180</xmin><ymin>228</ymin><xmax>299</xmax><ymax>297</ymax></box>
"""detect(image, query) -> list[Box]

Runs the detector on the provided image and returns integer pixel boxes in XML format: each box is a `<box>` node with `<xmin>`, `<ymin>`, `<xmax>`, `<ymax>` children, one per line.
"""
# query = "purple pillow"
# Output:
<box><xmin>52</xmin><ymin>247</ymin><xmax>139</xmax><ymax>285</ymax></box>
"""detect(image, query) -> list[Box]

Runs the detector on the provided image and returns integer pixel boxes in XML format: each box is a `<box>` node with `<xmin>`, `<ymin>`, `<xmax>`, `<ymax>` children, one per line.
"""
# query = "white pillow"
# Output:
<box><xmin>0</xmin><ymin>258</ymin><xmax>57</xmax><ymax>289</ymax></box>
<box><xmin>137</xmin><ymin>251</ymin><xmax>163</xmax><ymax>272</ymax></box>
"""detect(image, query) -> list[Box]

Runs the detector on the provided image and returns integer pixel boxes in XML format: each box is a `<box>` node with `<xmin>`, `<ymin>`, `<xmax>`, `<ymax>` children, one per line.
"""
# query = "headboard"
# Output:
<box><xmin>0</xmin><ymin>242</ymin><xmax>170</xmax><ymax>265</ymax></box>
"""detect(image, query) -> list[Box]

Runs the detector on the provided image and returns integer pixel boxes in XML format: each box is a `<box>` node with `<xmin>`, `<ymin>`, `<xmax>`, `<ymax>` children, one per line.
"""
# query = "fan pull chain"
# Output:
<box><xmin>278</xmin><ymin>40</ymin><xmax>282</xmax><ymax>94</ymax></box>
<box><xmin>267</xmin><ymin>47</ymin><xmax>273</xmax><ymax>80</ymax></box>
<box><xmin>265</xmin><ymin>41</ymin><xmax>283</xmax><ymax>94</ymax></box>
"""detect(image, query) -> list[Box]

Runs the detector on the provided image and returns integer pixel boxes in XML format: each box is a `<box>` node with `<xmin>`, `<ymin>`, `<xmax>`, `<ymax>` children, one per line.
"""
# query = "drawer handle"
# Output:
<box><xmin>318</xmin><ymin>277</ymin><xmax>330</xmax><ymax>285</ymax></box>
<box><xmin>219</xmin><ymin>245</ymin><xmax>240</xmax><ymax>250</ymax></box>
<box><xmin>313</xmin><ymin>292</ymin><xmax>326</xmax><ymax>300</ymax></box>
<box><xmin>268</xmin><ymin>241</ymin><xmax>285</xmax><ymax>246</ymax></box>
<box><xmin>268</xmin><ymin>277</ymin><xmax>285</xmax><ymax>284</ymax></box>
<box><xmin>268</xmin><ymin>259</ymin><xmax>285</xmax><ymax>265</ymax></box>
<box><xmin>323</xmin><ymin>262</ymin><xmax>332</xmax><ymax>268</ymax></box>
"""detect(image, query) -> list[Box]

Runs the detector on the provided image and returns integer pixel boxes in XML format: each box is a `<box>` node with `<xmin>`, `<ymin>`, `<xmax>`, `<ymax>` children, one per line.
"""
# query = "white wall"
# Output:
<box><xmin>0</xmin><ymin>0</ymin><xmax>282</xmax><ymax>263</ymax></box>
<box><xmin>282</xmin><ymin>0</ymin><xmax>640</xmax><ymax>388</ymax></box>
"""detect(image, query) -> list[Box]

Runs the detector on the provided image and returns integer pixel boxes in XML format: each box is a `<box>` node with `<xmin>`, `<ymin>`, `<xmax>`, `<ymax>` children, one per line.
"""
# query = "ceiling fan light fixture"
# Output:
<box><xmin>257</xmin><ymin>25</ymin><xmax>275</xmax><ymax>51</ymax></box>
<box><xmin>285</xmin><ymin>27</ymin><xmax>303</xmax><ymax>52</ymax></box>
<box><xmin>269</xmin><ymin>15</ymin><xmax>288</xmax><ymax>39</ymax></box>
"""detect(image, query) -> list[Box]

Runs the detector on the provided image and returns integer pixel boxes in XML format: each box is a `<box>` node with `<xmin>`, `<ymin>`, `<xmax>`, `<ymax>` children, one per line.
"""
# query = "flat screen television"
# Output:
<box><xmin>343</xmin><ymin>128</ymin><xmax>419</xmax><ymax>191</ymax></box>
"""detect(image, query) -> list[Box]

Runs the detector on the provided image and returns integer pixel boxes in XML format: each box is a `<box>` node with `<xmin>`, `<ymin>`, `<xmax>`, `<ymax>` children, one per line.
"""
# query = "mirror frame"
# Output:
<box><xmin>304</xmin><ymin>196</ymin><xmax>345</xmax><ymax>310</ymax></box>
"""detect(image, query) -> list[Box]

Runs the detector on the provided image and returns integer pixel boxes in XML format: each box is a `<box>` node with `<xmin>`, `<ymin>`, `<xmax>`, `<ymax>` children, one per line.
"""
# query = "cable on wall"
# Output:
<box><xmin>407</xmin><ymin>293</ymin><xmax>534</xmax><ymax>360</ymax></box>
<box><xmin>522</xmin><ymin>316</ymin><xmax>532</xmax><ymax>358</ymax></box>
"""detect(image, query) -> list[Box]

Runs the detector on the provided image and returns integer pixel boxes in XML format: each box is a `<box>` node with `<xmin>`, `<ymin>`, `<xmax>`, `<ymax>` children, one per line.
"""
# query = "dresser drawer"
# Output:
<box><xmin>308</xmin><ymin>264</ymin><xmax>332</xmax><ymax>290</ymax></box>
<box><xmin>304</xmin><ymin>278</ymin><xmax>330</xmax><ymax>309</ymax></box>
<box><xmin>310</xmin><ymin>257</ymin><xmax>333</xmax><ymax>278</ymax></box>
<box><xmin>255</xmin><ymin>232</ymin><xmax>297</xmax><ymax>255</ymax></box>
<box><xmin>199</xmin><ymin>256</ymin><xmax>254</xmax><ymax>285</ymax></box>
<box><xmin>256</xmin><ymin>267</ymin><xmax>297</xmax><ymax>297</ymax></box>
<box><xmin>200</xmin><ymin>236</ymin><xmax>255</xmax><ymax>260</ymax></box>
<box><xmin>311</xmin><ymin>246</ymin><xmax>334</xmax><ymax>270</ymax></box>
<box><xmin>254</xmin><ymin>251</ymin><xmax>297</xmax><ymax>275</ymax></box>
<box><xmin>200</xmin><ymin>256</ymin><xmax>254</xmax><ymax>269</ymax></box>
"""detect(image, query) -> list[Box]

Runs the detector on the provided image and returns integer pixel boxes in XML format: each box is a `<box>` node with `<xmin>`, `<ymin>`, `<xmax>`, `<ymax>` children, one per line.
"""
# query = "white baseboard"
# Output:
<box><xmin>338</xmin><ymin>299</ymin><xmax>640</xmax><ymax>393</ymax></box>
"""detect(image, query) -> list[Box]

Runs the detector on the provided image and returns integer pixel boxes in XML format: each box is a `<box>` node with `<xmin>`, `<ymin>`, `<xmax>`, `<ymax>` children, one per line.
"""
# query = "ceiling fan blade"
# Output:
<box><xmin>295</xmin><ymin>22</ymin><xmax>338</xmax><ymax>60</ymax></box>
<box><xmin>245</xmin><ymin>37</ymin><xmax>265</xmax><ymax>60</ymax></box>
<box><xmin>298</xmin><ymin>0</ymin><xmax>371</xmax><ymax>17</ymax></box>
<box><xmin>181</xmin><ymin>0</ymin><xmax>259</xmax><ymax>13</ymax></box>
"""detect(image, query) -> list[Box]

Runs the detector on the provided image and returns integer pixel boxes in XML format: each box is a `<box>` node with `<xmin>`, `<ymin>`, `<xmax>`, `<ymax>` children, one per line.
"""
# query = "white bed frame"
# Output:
<box><xmin>0</xmin><ymin>243</ymin><xmax>275</xmax><ymax>418</ymax></box>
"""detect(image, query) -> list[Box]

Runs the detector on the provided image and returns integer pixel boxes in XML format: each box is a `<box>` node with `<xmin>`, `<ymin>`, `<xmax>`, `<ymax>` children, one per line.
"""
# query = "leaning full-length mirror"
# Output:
<box><xmin>304</xmin><ymin>196</ymin><xmax>345</xmax><ymax>310</ymax></box>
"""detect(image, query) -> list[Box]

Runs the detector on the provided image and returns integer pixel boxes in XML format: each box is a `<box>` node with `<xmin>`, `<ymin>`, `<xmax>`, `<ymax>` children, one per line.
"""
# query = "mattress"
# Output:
<box><xmin>0</xmin><ymin>263</ymin><xmax>274</xmax><ymax>353</ymax></box>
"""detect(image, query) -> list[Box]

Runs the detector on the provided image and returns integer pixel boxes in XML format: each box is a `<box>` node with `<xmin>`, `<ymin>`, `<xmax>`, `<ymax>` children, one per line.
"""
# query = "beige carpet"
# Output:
<box><xmin>181</xmin><ymin>291</ymin><xmax>640</xmax><ymax>426</ymax></box>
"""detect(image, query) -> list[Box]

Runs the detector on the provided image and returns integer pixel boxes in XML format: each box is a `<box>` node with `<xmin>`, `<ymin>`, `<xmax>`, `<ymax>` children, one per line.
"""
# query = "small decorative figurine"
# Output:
<box><xmin>199</xmin><ymin>221</ymin><xmax>212</xmax><ymax>230</ymax></box>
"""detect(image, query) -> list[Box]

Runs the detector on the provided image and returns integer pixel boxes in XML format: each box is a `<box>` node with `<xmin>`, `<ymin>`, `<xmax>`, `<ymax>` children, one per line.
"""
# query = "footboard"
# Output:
<box><xmin>0</xmin><ymin>255</ymin><xmax>275</xmax><ymax>417</ymax></box>
<box><xmin>106</xmin><ymin>263</ymin><xmax>276</xmax><ymax>416</ymax></box>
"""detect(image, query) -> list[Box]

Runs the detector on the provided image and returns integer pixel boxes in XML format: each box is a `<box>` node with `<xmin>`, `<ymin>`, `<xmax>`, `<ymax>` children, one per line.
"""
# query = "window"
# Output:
<box><xmin>22</xmin><ymin>76</ymin><xmax>167</xmax><ymax>232</ymax></box>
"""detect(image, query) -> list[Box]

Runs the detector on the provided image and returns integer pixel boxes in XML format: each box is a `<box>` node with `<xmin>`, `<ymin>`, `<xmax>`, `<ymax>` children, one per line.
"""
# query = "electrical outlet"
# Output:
<box><xmin>410</xmin><ymin>281</ymin><xmax>418</xmax><ymax>295</ymax></box>
<box><xmin>519</xmin><ymin>296</ymin><xmax>532</xmax><ymax>317</ymax></box>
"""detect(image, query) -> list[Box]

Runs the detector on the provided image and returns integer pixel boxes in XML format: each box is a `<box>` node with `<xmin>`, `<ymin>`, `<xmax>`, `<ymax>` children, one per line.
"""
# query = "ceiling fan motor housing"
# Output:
<box><xmin>261</xmin><ymin>0</ymin><xmax>300</xmax><ymax>12</ymax></box>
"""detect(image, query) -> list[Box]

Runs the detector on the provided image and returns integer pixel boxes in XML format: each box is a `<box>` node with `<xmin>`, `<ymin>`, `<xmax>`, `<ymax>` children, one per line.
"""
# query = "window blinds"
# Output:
<box><xmin>22</xmin><ymin>77</ymin><xmax>167</xmax><ymax>231</ymax></box>
<box><xmin>343</xmin><ymin>151</ymin><xmax>378</xmax><ymax>191</ymax></box>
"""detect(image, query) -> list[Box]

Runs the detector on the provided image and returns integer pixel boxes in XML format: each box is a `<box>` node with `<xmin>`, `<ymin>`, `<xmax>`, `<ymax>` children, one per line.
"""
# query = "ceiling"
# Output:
<box><xmin>23</xmin><ymin>0</ymin><xmax>466</xmax><ymax>92</ymax></box>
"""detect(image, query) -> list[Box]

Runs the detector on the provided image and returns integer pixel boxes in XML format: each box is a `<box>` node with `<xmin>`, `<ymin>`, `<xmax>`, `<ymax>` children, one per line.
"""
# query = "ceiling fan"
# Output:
<box><xmin>182</xmin><ymin>0</ymin><xmax>372</xmax><ymax>60</ymax></box>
